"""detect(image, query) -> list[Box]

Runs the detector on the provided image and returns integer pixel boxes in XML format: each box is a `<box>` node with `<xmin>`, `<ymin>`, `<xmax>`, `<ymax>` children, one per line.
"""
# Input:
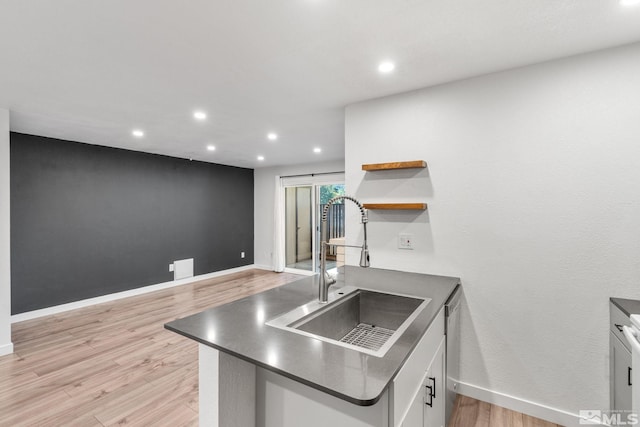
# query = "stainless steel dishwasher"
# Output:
<box><xmin>445</xmin><ymin>285</ymin><xmax>461</xmax><ymax>426</ymax></box>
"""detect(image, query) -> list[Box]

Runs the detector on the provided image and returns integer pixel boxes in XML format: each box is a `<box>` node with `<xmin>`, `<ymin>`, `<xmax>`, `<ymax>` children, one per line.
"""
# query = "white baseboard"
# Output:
<box><xmin>457</xmin><ymin>381</ymin><xmax>598</xmax><ymax>427</ymax></box>
<box><xmin>0</xmin><ymin>342</ymin><xmax>13</xmax><ymax>356</ymax></box>
<box><xmin>255</xmin><ymin>264</ymin><xmax>316</xmax><ymax>275</ymax></box>
<box><xmin>11</xmin><ymin>264</ymin><xmax>257</xmax><ymax>323</ymax></box>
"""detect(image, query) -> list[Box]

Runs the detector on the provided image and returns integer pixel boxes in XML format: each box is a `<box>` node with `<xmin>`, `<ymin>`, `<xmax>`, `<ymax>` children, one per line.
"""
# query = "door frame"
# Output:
<box><xmin>281</xmin><ymin>173</ymin><xmax>345</xmax><ymax>275</ymax></box>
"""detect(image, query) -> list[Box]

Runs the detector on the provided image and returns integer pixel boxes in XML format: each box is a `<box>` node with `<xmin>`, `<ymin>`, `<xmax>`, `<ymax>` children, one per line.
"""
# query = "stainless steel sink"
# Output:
<box><xmin>266</xmin><ymin>286</ymin><xmax>430</xmax><ymax>357</ymax></box>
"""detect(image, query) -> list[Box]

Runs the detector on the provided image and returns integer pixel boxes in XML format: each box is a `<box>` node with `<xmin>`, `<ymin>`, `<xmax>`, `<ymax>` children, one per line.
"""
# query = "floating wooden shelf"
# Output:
<box><xmin>362</xmin><ymin>160</ymin><xmax>426</xmax><ymax>171</ymax></box>
<box><xmin>363</xmin><ymin>203</ymin><xmax>427</xmax><ymax>210</ymax></box>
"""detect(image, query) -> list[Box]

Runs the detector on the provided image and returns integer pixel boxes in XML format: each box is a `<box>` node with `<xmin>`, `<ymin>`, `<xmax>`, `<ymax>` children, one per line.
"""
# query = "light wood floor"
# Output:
<box><xmin>1</xmin><ymin>269</ymin><xmax>302</xmax><ymax>426</ymax></box>
<box><xmin>448</xmin><ymin>394</ymin><xmax>563</xmax><ymax>427</ymax></box>
<box><xmin>0</xmin><ymin>268</ymin><xmax>562</xmax><ymax>427</ymax></box>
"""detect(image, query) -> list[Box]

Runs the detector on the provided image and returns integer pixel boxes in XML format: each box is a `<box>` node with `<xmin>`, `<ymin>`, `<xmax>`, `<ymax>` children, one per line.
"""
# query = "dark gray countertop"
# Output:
<box><xmin>611</xmin><ymin>297</ymin><xmax>640</xmax><ymax>317</ymax></box>
<box><xmin>165</xmin><ymin>266</ymin><xmax>460</xmax><ymax>406</ymax></box>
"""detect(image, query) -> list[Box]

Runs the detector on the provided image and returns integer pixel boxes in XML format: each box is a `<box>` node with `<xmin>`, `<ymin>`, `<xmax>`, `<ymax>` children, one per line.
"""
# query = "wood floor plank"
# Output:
<box><xmin>490</xmin><ymin>403</ymin><xmax>524</xmax><ymax>427</ymax></box>
<box><xmin>106</xmin><ymin>401</ymin><xmax>198</xmax><ymax>427</ymax></box>
<box><xmin>93</xmin><ymin>365</ymin><xmax>198</xmax><ymax>425</ymax></box>
<box><xmin>0</xmin><ymin>390</ymin><xmax>72</xmax><ymax>426</ymax></box>
<box><xmin>448</xmin><ymin>395</ymin><xmax>563</xmax><ymax>427</ymax></box>
<box><xmin>523</xmin><ymin>413</ymin><xmax>561</xmax><ymax>427</ymax></box>
<box><xmin>31</xmin><ymin>343</ymin><xmax>103</xmax><ymax>377</ymax></box>
<box><xmin>0</xmin><ymin>355</ymin><xmax>120</xmax><ymax>405</ymax></box>
<box><xmin>33</xmin><ymin>377</ymin><xmax>152</xmax><ymax>426</ymax></box>
<box><xmin>449</xmin><ymin>394</ymin><xmax>491</xmax><ymax>427</ymax></box>
<box><xmin>0</xmin><ymin>370</ymin><xmax>38</xmax><ymax>390</ymax></box>
<box><xmin>56</xmin><ymin>414</ymin><xmax>105</xmax><ymax>427</ymax></box>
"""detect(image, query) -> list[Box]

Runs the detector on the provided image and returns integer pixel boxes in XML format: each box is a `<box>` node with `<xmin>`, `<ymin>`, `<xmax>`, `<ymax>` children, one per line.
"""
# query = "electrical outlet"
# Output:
<box><xmin>169</xmin><ymin>263</ymin><xmax>174</xmax><ymax>272</ymax></box>
<box><xmin>241</xmin><ymin>252</ymin><xmax>245</xmax><ymax>258</ymax></box>
<box><xmin>398</xmin><ymin>234</ymin><xmax>413</xmax><ymax>250</ymax></box>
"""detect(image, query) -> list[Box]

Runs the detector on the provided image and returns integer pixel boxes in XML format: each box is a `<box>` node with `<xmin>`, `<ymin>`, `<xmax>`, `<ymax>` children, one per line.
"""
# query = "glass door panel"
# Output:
<box><xmin>316</xmin><ymin>184</ymin><xmax>346</xmax><ymax>273</ymax></box>
<box><xmin>285</xmin><ymin>186</ymin><xmax>313</xmax><ymax>271</ymax></box>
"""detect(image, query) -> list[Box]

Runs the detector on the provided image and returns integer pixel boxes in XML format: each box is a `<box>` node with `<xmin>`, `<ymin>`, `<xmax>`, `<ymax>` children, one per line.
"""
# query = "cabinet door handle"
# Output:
<box><xmin>425</xmin><ymin>385</ymin><xmax>433</xmax><ymax>407</ymax></box>
<box><xmin>616</xmin><ymin>324</ymin><xmax>624</xmax><ymax>332</ymax></box>
<box><xmin>428</xmin><ymin>377</ymin><xmax>436</xmax><ymax>398</ymax></box>
<box><xmin>629</xmin><ymin>367</ymin><xmax>633</xmax><ymax>386</ymax></box>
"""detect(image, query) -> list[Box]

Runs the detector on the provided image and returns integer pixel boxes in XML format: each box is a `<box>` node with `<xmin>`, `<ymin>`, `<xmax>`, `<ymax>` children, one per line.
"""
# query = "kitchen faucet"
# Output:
<box><xmin>319</xmin><ymin>195</ymin><xmax>370</xmax><ymax>303</ymax></box>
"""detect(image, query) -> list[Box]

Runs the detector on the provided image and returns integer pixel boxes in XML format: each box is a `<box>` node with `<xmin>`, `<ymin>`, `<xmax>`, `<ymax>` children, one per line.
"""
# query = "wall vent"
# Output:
<box><xmin>173</xmin><ymin>258</ymin><xmax>194</xmax><ymax>280</ymax></box>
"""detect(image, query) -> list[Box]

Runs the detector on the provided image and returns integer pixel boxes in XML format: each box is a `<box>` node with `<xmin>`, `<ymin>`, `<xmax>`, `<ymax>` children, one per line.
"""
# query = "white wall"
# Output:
<box><xmin>254</xmin><ymin>160</ymin><xmax>344</xmax><ymax>269</ymax></box>
<box><xmin>0</xmin><ymin>109</ymin><xmax>12</xmax><ymax>356</ymax></box>
<box><xmin>345</xmin><ymin>42</ymin><xmax>640</xmax><ymax>423</ymax></box>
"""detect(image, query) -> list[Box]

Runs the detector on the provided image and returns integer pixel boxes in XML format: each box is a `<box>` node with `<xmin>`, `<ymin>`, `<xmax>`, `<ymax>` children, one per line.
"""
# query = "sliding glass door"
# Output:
<box><xmin>282</xmin><ymin>177</ymin><xmax>345</xmax><ymax>274</ymax></box>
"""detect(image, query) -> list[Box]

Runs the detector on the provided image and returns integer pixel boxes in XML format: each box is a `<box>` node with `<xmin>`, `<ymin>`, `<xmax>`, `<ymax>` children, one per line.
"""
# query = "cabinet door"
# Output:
<box><xmin>401</xmin><ymin>388</ymin><xmax>424</xmax><ymax>427</ymax></box>
<box><xmin>424</xmin><ymin>340</ymin><xmax>445</xmax><ymax>427</ymax></box>
<box><xmin>400</xmin><ymin>337</ymin><xmax>445</xmax><ymax>427</ymax></box>
<box><xmin>393</xmin><ymin>310</ymin><xmax>444</xmax><ymax>427</ymax></box>
<box><xmin>611</xmin><ymin>332</ymin><xmax>632</xmax><ymax>411</ymax></box>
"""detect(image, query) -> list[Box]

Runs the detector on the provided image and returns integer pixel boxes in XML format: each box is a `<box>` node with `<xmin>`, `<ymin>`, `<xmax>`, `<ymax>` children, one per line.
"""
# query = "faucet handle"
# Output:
<box><xmin>325</xmin><ymin>270</ymin><xmax>337</xmax><ymax>285</ymax></box>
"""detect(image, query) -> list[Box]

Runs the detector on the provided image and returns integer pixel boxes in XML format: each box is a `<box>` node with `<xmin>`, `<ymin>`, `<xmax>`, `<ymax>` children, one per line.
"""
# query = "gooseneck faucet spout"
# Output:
<box><xmin>319</xmin><ymin>195</ymin><xmax>370</xmax><ymax>303</ymax></box>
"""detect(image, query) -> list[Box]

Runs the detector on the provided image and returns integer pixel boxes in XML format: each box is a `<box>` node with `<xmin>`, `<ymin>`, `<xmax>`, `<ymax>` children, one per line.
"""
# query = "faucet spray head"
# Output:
<box><xmin>359</xmin><ymin>208</ymin><xmax>369</xmax><ymax>268</ymax></box>
<box><xmin>359</xmin><ymin>247</ymin><xmax>370</xmax><ymax>268</ymax></box>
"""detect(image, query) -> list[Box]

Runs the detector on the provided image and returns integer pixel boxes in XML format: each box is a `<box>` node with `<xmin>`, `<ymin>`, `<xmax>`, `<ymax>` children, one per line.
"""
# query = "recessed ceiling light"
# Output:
<box><xmin>132</xmin><ymin>129</ymin><xmax>144</xmax><ymax>138</ymax></box>
<box><xmin>267</xmin><ymin>133</ymin><xmax>278</xmax><ymax>141</ymax></box>
<box><xmin>378</xmin><ymin>61</ymin><xmax>395</xmax><ymax>74</ymax></box>
<box><xmin>313</xmin><ymin>147</ymin><xmax>322</xmax><ymax>153</ymax></box>
<box><xmin>207</xmin><ymin>145</ymin><xmax>216</xmax><ymax>151</ymax></box>
<box><xmin>257</xmin><ymin>155</ymin><xmax>265</xmax><ymax>161</ymax></box>
<box><xmin>194</xmin><ymin>111</ymin><xmax>207</xmax><ymax>120</ymax></box>
<box><xmin>621</xmin><ymin>0</ymin><xmax>640</xmax><ymax>5</ymax></box>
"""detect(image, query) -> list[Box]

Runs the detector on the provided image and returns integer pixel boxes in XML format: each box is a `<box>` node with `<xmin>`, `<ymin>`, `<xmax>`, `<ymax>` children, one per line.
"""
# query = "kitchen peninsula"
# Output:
<box><xmin>165</xmin><ymin>266</ymin><xmax>460</xmax><ymax>427</ymax></box>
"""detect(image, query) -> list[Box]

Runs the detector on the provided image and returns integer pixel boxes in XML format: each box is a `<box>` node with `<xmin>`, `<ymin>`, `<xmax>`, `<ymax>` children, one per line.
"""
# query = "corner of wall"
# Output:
<box><xmin>0</xmin><ymin>108</ymin><xmax>12</xmax><ymax>354</ymax></box>
<box><xmin>0</xmin><ymin>342</ymin><xmax>13</xmax><ymax>357</ymax></box>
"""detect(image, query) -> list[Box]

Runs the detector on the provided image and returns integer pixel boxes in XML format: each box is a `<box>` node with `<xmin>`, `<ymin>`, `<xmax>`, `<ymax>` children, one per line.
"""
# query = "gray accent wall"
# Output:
<box><xmin>10</xmin><ymin>132</ymin><xmax>254</xmax><ymax>314</ymax></box>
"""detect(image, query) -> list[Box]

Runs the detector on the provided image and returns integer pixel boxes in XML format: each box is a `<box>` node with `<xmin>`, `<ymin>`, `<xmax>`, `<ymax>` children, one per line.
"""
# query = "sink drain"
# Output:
<box><xmin>340</xmin><ymin>323</ymin><xmax>395</xmax><ymax>351</ymax></box>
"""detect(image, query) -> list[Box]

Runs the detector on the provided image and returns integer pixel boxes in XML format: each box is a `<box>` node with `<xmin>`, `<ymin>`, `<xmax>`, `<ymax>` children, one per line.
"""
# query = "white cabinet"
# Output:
<box><xmin>401</xmin><ymin>338</ymin><xmax>445</xmax><ymax>427</ymax></box>
<box><xmin>611</xmin><ymin>331</ymin><xmax>632</xmax><ymax>411</ymax></box>
<box><xmin>392</xmin><ymin>308</ymin><xmax>445</xmax><ymax>427</ymax></box>
<box><xmin>402</xmin><ymin>387</ymin><xmax>424</xmax><ymax>427</ymax></box>
<box><xmin>610</xmin><ymin>302</ymin><xmax>633</xmax><ymax>411</ymax></box>
<box><xmin>423</xmin><ymin>339</ymin><xmax>445</xmax><ymax>427</ymax></box>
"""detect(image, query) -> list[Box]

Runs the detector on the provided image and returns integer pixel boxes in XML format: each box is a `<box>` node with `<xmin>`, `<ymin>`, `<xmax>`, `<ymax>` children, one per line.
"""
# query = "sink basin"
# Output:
<box><xmin>266</xmin><ymin>286</ymin><xmax>430</xmax><ymax>357</ymax></box>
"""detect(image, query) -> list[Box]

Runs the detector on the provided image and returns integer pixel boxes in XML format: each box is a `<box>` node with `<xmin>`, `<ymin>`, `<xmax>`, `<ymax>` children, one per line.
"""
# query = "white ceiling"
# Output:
<box><xmin>1</xmin><ymin>0</ymin><xmax>640</xmax><ymax>169</ymax></box>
